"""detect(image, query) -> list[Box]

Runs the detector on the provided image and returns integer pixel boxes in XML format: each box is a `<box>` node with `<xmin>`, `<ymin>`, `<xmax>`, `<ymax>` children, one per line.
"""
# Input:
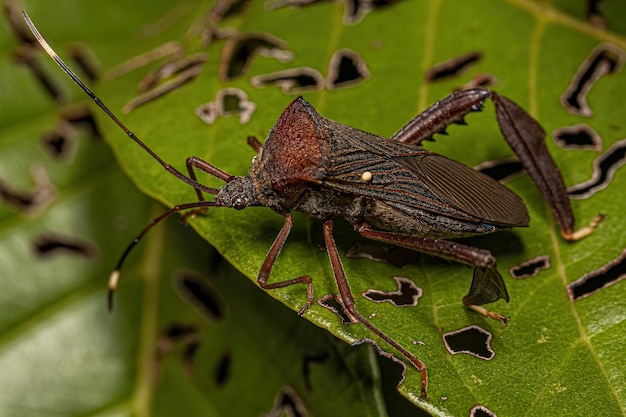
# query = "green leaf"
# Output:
<box><xmin>9</xmin><ymin>0</ymin><xmax>626</xmax><ymax>416</ymax></box>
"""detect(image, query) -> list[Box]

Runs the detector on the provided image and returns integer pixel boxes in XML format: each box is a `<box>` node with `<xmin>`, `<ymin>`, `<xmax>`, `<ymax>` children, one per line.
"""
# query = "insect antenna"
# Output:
<box><xmin>22</xmin><ymin>11</ymin><xmax>236</xmax><ymax>309</ymax></box>
<box><xmin>21</xmin><ymin>10</ymin><xmax>224</xmax><ymax>193</ymax></box>
<box><xmin>108</xmin><ymin>200</ymin><xmax>220</xmax><ymax>311</ymax></box>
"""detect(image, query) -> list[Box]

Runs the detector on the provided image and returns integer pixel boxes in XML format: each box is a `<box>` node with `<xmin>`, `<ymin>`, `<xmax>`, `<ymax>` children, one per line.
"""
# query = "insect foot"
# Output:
<box><xmin>463</xmin><ymin>267</ymin><xmax>510</xmax><ymax>325</ymax></box>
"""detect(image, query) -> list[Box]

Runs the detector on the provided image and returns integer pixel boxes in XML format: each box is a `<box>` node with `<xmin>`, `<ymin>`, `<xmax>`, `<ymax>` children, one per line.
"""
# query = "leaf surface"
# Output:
<box><xmin>7</xmin><ymin>1</ymin><xmax>626</xmax><ymax>416</ymax></box>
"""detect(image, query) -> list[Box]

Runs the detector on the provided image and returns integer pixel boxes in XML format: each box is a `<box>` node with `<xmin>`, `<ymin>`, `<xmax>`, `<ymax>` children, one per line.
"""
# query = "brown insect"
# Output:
<box><xmin>24</xmin><ymin>11</ymin><xmax>601</xmax><ymax>398</ymax></box>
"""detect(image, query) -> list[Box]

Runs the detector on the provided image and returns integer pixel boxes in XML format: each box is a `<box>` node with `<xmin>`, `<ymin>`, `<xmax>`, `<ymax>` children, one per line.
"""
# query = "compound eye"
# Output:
<box><xmin>231</xmin><ymin>196</ymin><xmax>247</xmax><ymax>210</ymax></box>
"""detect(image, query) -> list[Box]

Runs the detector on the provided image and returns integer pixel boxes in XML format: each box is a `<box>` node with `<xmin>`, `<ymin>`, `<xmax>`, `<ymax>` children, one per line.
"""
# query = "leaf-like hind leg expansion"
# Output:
<box><xmin>356</xmin><ymin>222</ymin><xmax>509</xmax><ymax>324</ymax></box>
<box><xmin>392</xmin><ymin>87</ymin><xmax>602</xmax><ymax>240</ymax></box>
<box><xmin>323</xmin><ymin>220</ymin><xmax>429</xmax><ymax>398</ymax></box>
<box><xmin>463</xmin><ymin>267</ymin><xmax>509</xmax><ymax>325</ymax></box>
<box><xmin>257</xmin><ymin>212</ymin><xmax>314</xmax><ymax>316</ymax></box>
<box><xmin>491</xmin><ymin>92</ymin><xmax>588</xmax><ymax>241</ymax></box>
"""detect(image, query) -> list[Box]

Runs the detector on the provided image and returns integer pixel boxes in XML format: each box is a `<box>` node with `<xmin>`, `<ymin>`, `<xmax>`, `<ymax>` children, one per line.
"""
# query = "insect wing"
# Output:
<box><xmin>320</xmin><ymin>125</ymin><xmax>529</xmax><ymax>227</ymax></box>
<box><xmin>399</xmin><ymin>154</ymin><xmax>529</xmax><ymax>227</ymax></box>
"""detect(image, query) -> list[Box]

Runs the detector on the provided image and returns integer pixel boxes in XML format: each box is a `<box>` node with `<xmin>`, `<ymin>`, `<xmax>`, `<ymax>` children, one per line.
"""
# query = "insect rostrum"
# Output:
<box><xmin>23</xmin><ymin>10</ymin><xmax>600</xmax><ymax>400</ymax></box>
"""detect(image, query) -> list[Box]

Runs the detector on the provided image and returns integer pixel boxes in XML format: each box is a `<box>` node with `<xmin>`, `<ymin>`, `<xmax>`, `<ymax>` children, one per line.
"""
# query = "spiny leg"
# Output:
<box><xmin>323</xmin><ymin>220</ymin><xmax>429</xmax><ymax>398</ymax></box>
<box><xmin>391</xmin><ymin>88</ymin><xmax>489</xmax><ymax>145</ymax></box>
<box><xmin>392</xmin><ymin>87</ymin><xmax>602</xmax><ymax>240</ymax></box>
<box><xmin>257</xmin><ymin>212</ymin><xmax>314</xmax><ymax>316</ymax></box>
<box><xmin>356</xmin><ymin>222</ymin><xmax>509</xmax><ymax>324</ymax></box>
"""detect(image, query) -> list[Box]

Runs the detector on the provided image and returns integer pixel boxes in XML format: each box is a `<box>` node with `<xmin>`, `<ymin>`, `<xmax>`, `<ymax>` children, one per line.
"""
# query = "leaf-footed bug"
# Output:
<box><xmin>23</xmin><ymin>11</ymin><xmax>603</xmax><ymax>399</ymax></box>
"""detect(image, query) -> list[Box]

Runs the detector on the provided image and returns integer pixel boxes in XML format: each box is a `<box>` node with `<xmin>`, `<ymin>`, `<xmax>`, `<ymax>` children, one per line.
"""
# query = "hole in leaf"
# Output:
<box><xmin>264</xmin><ymin>0</ymin><xmax>328</xmax><ymax>11</ymax></box>
<box><xmin>220</xmin><ymin>33</ymin><xmax>292</xmax><ymax>81</ymax></box>
<box><xmin>302</xmin><ymin>351</ymin><xmax>329</xmax><ymax>391</ymax></box>
<box><xmin>264</xmin><ymin>386</ymin><xmax>309</xmax><ymax>417</ymax></box>
<box><xmin>67</xmin><ymin>44</ymin><xmax>100</xmax><ymax>83</ymax></box>
<box><xmin>214</xmin><ymin>349</ymin><xmax>232</xmax><ymax>388</ymax></box>
<box><xmin>41</xmin><ymin>106</ymin><xmax>102</xmax><ymax>160</ymax></box>
<box><xmin>362</xmin><ymin>276</ymin><xmax>422</xmax><ymax>307</ymax></box>
<box><xmin>552</xmin><ymin>124</ymin><xmax>602</xmax><ymax>151</ymax></box>
<box><xmin>62</xmin><ymin>105</ymin><xmax>102</xmax><ymax>140</ymax></box>
<box><xmin>33</xmin><ymin>234</ymin><xmax>99</xmax><ymax>259</ymax></box>
<box><xmin>442</xmin><ymin>325</ymin><xmax>494</xmax><ymax>360</ymax></box>
<box><xmin>470</xmin><ymin>405</ymin><xmax>498</xmax><ymax>417</ymax></box>
<box><xmin>182</xmin><ymin>340</ymin><xmax>200</xmax><ymax>373</ymax></box>
<box><xmin>122</xmin><ymin>53</ymin><xmax>207</xmax><ymax>113</ymax></box>
<box><xmin>105</xmin><ymin>42</ymin><xmax>184</xmax><ymax>80</ymax></box>
<box><xmin>194</xmin><ymin>88</ymin><xmax>256</xmax><ymax>124</ymax></box>
<box><xmin>155</xmin><ymin>322</ymin><xmax>201</xmax><ymax>376</ymax></box>
<box><xmin>137</xmin><ymin>53</ymin><xmax>207</xmax><ymax>93</ymax></box>
<box><xmin>264</xmin><ymin>0</ymin><xmax>400</xmax><ymax>25</ymax></box>
<box><xmin>318</xmin><ymin>294</ymin><xmax>353</xmax><ymax>325</ymax></box>
<box><xmin>425</xmin><ymin>51</ymin><xmax>482</xmax><ymax>82</ymax></box>
<box><xmin>174</xmin><ymin>270</ymin><xmax>225</xmax><ymax>322</ymax></box>
<box><xmin>455</xmin><ymin>73</ymin><xmax>498</xmax><ymax>90</ymax></box>
<box><xmin>209</xmin><ymin>0</ymin><xmax>254</xmax><ymax>22</ymax></box>
<box><xmin>164</xmin><ymin>322</ymin><xmax>199</xmax><ymax>340</ymax></box>
<box><xmin>345</xmin><ymin>242</ymin><xmax>420</xmax><ymax>267</ymax></box>
<box><xmin>568</xmin><ymin>248</ymin><xmax>626</xmax><ymax>301</ymax></box>
<box><xmin>14</xmin><ymin>45</ymin><xmax>67</xmax><ymax>102</ymax></box>
<box><xmin>474</xmin><ymin>157</ymin><xmax>525</xmax><ymax>183</ymax></box>
<box><xmin>586</xmin><ymin>0</ymin><xmax>607</xmax><ymax>28</ymax></box>
<box><xmin>4</xmin><ymin>1</ymin><xmax>38</xmax><ymax>45</ymax></box>
<box><xmin>42</xmin><ymin>129</ymin><xmax>68</xmax><ymax>158</ymax></box>
<box><xmin>327</xmin><ymin>48</ymin><xmax>370</xmax><ymax>89</ymax></box>
<box><xmin>251</xmin><ymin>67</ymin><xmax>325</xmax><ymax>94</ymax></box>
<box><xmin>568</xmin><ymin>137</ymin><xmax>626</xmax><ymax>199</ymax></box>
<box><xmin>509</xmin><ymin>255</ymin><xmax>551</xmax><ymax>279</ymax></box>
<box><xmin>6</xmin><ymin>3</ymin><xmax>69</xmax><ymax>101</ymax></box>
<box><xmin>560</xmin><ymin>43</ymin><xmax>624</xmax><ymax>117</ymax></box>
<box><xmin>343</xmin><ymin>0</ymin><xmax>403</xmax><ymax>25</ymax></box>
<box><xmin>0</xmin><ymin>165</ymin><xmax>55</xmax><ymax>214</ymax></box>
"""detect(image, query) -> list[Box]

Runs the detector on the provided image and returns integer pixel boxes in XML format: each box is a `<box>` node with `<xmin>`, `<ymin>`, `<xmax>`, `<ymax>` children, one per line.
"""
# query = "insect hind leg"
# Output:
<box><xmin>322</xmin><ymin>220</ymin><xmax>429</xmax><ymax>398</ymax></box>
<box><xmin>356</xmin><ymin>222</ymin><xmax>509</xmax><ymax>325</ymax></box>
<box><xmin>392</xmin><ymin>86</ymin><xmax>602</xmax><ymax>241</ymax></box>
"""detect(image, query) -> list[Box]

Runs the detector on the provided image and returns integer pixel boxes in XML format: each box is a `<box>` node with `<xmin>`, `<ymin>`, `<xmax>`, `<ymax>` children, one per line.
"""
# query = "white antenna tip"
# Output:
<box><xmin>108</xmin><ymin>270</ymin><xmax>120</xmax><ymax>291</ymax></box>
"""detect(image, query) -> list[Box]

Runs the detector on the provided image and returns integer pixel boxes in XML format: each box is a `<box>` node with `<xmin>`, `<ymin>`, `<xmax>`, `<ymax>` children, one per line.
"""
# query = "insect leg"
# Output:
<box><xmin>356</xmin><ymin>222</ymin><xmax>509</xmax><ymax>324</ymax></box>
<box><xmin>322</xmin><ymin>220</ymin><xmax>429</xmax><ymax>398</ymax></box>
<box><xmin>247</xmin><ymin>136</ymin><xmax>262</xmax><ymax>152</ymax></box>
<box><xmin>257</xmin><ymin>212</ymin><xmax>314</xmax><ymax>316</ymax></box>
<box><xmin>184</xmin><ymin>136</ymin><xmax>261</xmax><ymax>204</ymax></box>
<box><xmin>185</xmin><ymin>157</ymin><xmax>234</xmax><ymax>201</ymax></box>
<box><xmin>391</xmin><ymin>88</ymin><xmax>489</xmax><ymax>145</ymax></box>
<box><xmin>392</xmin><ymin>85</ymin><xmax>602</xmax><ymax>240</ymax></box>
